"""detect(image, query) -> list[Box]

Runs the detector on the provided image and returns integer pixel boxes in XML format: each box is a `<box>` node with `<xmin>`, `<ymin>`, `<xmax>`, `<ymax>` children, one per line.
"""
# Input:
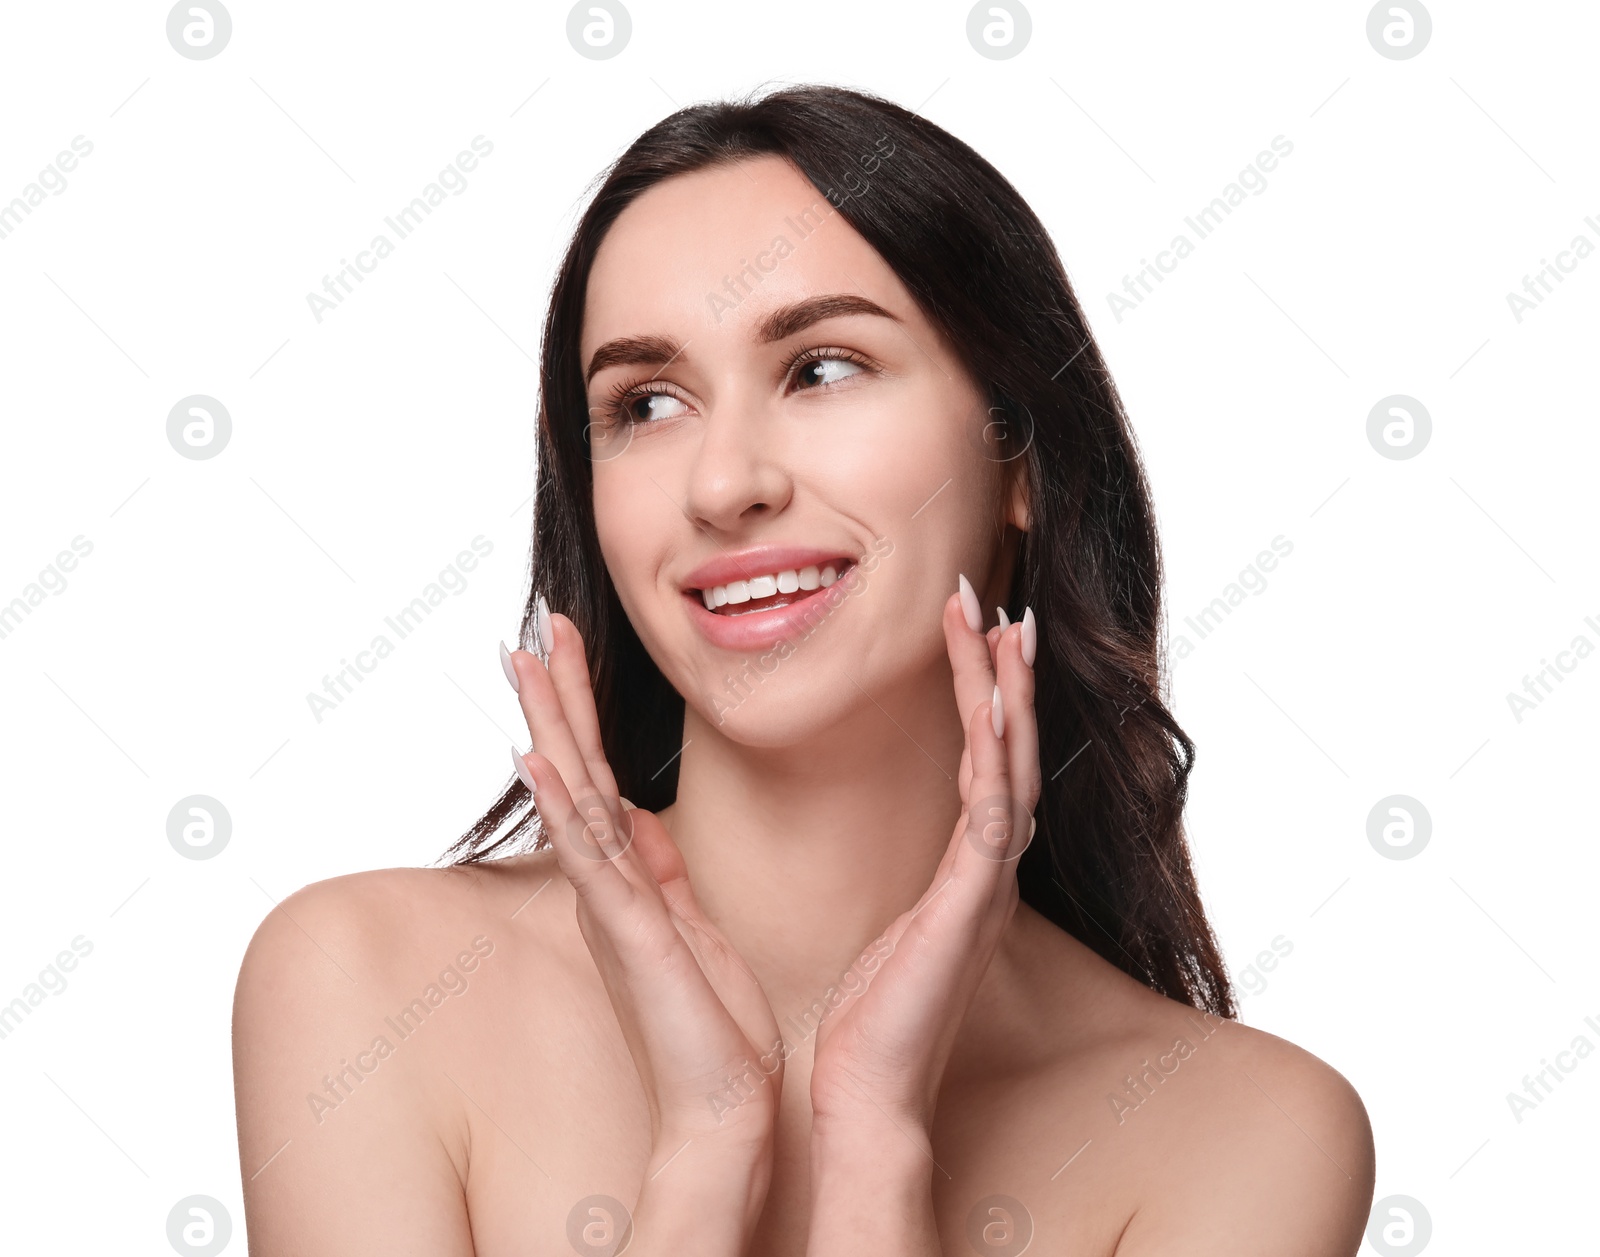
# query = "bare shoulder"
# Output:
<box><xmin>232</xmin><ymin>849</ymin><xmax>578</xmax><ymax>1256</ymax></box>
<box><xmin>1106</xmin><ymin>994</ymin><xmax>1376</xmax><ymax>1255</ymax></box>
<box><xmin>964</xmin><ymin>918</ymin><xmax>1373</xmax><ymax>1256</ymax></box>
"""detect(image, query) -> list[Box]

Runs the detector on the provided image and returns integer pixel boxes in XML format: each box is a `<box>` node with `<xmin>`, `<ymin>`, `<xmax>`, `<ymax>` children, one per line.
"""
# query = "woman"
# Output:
<box><xmin>233</xmin><ymin>84</ymin><xmax>1374</xmax><ymax>1255</ymax></box>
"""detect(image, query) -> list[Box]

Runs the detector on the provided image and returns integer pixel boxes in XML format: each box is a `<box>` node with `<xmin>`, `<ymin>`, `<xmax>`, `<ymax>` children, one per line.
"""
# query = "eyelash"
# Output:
<box><xmin>601</xmin><ymin>345</ymin><xmax>877</xmax><ymax>428</ymax></box>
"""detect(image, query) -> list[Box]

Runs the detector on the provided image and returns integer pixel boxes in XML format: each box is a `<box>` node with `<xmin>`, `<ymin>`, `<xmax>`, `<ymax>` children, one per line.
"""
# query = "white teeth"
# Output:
<box><xmin>697</xmin><ymin>561</ymin><xmax>850</xmax><ymax>612</ymax></box>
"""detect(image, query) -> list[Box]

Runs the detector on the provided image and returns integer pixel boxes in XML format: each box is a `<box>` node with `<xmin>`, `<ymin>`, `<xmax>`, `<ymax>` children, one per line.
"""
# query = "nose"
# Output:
<box><xmin>681</xmin><ymin>391</ymin><xmax>793</xmax><ymax>532</ymax></box>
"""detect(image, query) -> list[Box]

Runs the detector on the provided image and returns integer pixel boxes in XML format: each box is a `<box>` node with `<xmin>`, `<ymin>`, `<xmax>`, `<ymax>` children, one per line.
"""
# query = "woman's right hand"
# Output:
<box><xmin>504</xmin><ymin>604</ymin><xmax>783</xmax><ymax>1172</ymax></box>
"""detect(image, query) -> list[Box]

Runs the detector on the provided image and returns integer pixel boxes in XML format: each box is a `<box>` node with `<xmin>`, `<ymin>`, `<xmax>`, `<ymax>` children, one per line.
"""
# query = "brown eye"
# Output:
<box><xmin>614</xmin><ymin>390</ymin><xmax>689</xmax><ymax>425</ymax></box>
<box><xmin>790</xmin><ymin>351</ymin><xmax>870</xmax><ymax>391</ymax></box>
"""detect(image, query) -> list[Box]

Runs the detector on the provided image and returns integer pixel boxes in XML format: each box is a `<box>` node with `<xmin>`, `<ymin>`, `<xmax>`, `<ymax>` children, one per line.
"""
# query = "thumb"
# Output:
<box><xmin>616</xmin><ymin>801</ymin><xmax>690</xmax><ymax>890</ymax></box>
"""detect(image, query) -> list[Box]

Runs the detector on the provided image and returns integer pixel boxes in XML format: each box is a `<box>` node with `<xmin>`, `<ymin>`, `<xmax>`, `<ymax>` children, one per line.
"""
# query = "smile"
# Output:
<box><xmin>696</xmin><ymin>562</ymin><xmax>851</xmax><ymax>615</ymax></box>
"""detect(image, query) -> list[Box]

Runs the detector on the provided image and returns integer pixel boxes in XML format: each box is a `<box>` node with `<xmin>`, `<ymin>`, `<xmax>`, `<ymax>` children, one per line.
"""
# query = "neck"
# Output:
<box><xmin>658</xmin><ymin>661</ymin><xmax>967</xmax><ymax>1011</ymax></box>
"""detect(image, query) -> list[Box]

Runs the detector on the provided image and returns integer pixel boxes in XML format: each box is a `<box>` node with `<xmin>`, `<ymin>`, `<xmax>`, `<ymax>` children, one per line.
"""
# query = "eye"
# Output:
<box><xmin>785</xmin><ymin>347</ymin><xmax>874</xmax><ymax>392</ymax></box>
<box><xmin>604</xmin><ymin>384</ymin><xmax>691</xmax><ymax>427</ymax></box>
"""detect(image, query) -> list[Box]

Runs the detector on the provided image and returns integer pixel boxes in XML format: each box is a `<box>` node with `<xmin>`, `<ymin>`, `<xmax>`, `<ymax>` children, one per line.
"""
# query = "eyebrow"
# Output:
<box><xmin>583</xmin><ymin>293</ymin><xmax>900</xmax><ymax>385</ymax></box>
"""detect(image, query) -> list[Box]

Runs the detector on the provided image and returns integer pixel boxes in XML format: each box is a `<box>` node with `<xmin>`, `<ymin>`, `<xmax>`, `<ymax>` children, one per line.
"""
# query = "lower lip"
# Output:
<box><xmin>684</xmin><ymin>572</ymin><xmax>854</xmax><ymax>651</ymax></box>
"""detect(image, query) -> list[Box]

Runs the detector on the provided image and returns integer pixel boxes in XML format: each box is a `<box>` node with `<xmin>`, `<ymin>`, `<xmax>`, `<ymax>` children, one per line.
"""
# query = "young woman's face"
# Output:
<box><xmin>582</xmin><ymin>154</ymin><xmax>1024</xmax><ymax>746</ymax></box>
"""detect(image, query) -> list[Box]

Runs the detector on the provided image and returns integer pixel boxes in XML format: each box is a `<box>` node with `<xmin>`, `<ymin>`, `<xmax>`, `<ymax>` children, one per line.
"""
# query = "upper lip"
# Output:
<box><xmin>681</xmin><ymin>545</ymin><xmax>858</xmax><ymax>592</ymax></box>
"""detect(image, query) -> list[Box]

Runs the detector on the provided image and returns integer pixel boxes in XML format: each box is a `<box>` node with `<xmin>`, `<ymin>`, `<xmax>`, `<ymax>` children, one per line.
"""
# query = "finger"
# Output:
<box><xmin>996</xmin><ymin>611</ymin><xmax>1041</xmax><ymax>822</ymax></box>
<box><xmin>953</xmin><ymin>685</ymin><xmax>1024</xmax><ymax>887</ymax></box>
<box><xmin>947</xmin><ymin>577</ymin><xmax>998</xmax><ymax>727</ymax></box>
<box><xmin>507</xmin><ymin>627</ymin><xmax>624</xmax><ymax>840</ymax></box>
<box><xmin>515</xmin><ymin>748</ymin><xmax>639</xmax><ymax>909</ymax></box>
<box><xmin>540</xmin><ymin>612</ymin><xmax>622</xmax><ymax>802</ymax></box>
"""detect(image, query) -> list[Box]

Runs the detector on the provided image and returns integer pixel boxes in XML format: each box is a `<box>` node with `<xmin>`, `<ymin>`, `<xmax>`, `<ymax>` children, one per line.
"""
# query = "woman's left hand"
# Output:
<box><xmin>807</xmin><ymin>583</ymin><xmax>1040</xmax><ymax>1147</ymax></box>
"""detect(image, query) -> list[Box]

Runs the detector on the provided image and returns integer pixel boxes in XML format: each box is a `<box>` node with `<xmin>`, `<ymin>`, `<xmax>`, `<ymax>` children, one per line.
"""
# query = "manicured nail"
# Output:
<box><xmin>991</xmin><ymin>684</ymin><xmax>1004</xmax><ymax>738</ymax></box>
<box><xmin>1021</xmin><ymin>606</ymin><xmax>1037</xmax><ymax>668</ymax></box>
<box><xmin>997</xmin><ymin>607</ymin><xmax>1011</xmax><ymax>631</ymax></box>
<box><xmin>510</xmin><ymin>745</ymin><xmax>537</xmax><ymax>795</ymax></box>
<box><xmin>535</xmin><ymin>593</ymin><xmax>554</xmax><ymax>660</ymax></box>
<box><xmin>499</xmin><ymin>640</ymin><xmax>520</xmax><ymax>693</ymax></box>
<box><xmin>957</xmin><ymin>574</ymin><xmax>983</xmax><ymax>633</ymax></box>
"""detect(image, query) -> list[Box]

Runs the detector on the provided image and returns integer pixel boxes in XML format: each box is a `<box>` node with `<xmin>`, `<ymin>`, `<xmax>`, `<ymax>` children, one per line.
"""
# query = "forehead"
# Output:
<box><xmin>581</xmin><ymin>154</ymin><xmax>912</xmax><ymax>359</ymax></box>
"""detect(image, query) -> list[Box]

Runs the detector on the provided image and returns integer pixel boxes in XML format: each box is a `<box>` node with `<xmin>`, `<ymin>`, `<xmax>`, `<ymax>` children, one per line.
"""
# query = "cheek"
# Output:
<box><xmin>592</xmin><ymin>464</ymin><xmax>664</xmax><ymax>610</ymax></box>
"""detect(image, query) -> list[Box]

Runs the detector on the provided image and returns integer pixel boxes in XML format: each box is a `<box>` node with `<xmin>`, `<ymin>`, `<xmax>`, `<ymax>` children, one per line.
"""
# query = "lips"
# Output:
<box><xmin>680</xmin><ymin>545</ymin><xmax>862</xmax><ymax>649</ymax></box>
<box><xmin>697</xmin><ymin>561</ymin><xmax>850</xmax><ymax>613</ymax></box>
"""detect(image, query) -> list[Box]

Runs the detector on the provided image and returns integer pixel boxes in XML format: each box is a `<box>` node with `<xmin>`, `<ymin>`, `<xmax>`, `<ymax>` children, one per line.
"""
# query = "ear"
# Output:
<box><xmin>1004</xmin><ymin>460</ymin><xmax>1030</xmax><ymax>533</ymax></box>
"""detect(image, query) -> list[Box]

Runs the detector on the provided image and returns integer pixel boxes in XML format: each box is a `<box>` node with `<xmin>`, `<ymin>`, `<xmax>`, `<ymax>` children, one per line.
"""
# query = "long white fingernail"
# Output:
<box><xmin>535</xmin><ymin>593</ymin><xmax>554</xmax><ymax>660</ymax></box>
<box><xmin>510</xmin><ymin>745</ymin><xmax>537</xmax><ymax>795</ymax></box>
<box><xmin>997</xmin><ymin>607</ymin><xmax>1011</xmax><ymax>631</ymax></box>
<box><xmin>499</xmin><ymin>640</ymin><xmax>520</xmax><ymax>693</ymax></box>
<box><xmin>991</xmin><ymin>684</ymin><xmax>1004</xmax><ymax>738</ymax></box>
<box><xmin>1021</xmin><ymin>606</ymin><xmax>1037</xmax><ymax>668</ymax></box>
<box><xmin>957</xmin><ymin>574</ymin><xmax>983</xmax><ymax>633</ymax></box>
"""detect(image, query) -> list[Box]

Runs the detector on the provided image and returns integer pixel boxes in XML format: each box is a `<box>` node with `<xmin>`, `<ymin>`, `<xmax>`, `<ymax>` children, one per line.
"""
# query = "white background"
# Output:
<box><xmin>1</xmin><ymin>1</ymin><xmax>1594</xmax><ymax>1252</ymax></box>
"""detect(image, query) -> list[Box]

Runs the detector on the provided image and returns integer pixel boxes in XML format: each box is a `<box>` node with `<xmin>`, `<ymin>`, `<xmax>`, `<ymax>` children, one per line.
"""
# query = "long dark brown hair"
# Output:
<box><xmin>442</xmin><ymin>83</ymin><xmax>1236</xmax><ymax>1018</ymax></box>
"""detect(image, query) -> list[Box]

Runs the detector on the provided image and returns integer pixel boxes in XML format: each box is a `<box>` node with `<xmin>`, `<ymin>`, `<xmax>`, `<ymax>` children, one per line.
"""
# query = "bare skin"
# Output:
<box><xmin>233</xmin><ymin>154</ymin><xmax>1374</xmax><ymax>1254</ymax></box>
